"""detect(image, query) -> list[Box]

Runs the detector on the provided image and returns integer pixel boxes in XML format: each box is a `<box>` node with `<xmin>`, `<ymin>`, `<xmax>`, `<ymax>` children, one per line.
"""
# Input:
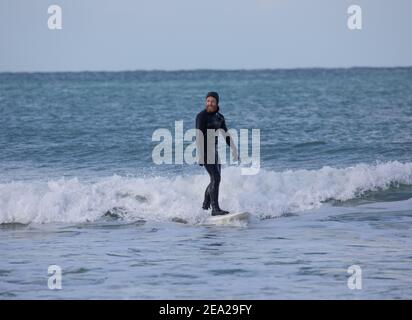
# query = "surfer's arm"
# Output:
<box><xmin>196</xmin><ymin>113</ymin><xmax>206</xmax><ymax>165</ymax></box>
<box><xmin>221</xmin><ymin>117</ymin><xmax>239</xmax><ymax>161</ymax></box>
<box><xmin>220</xmin><ymin>117</ymin><xmax>232</xmax><ymax>147</ymax></box>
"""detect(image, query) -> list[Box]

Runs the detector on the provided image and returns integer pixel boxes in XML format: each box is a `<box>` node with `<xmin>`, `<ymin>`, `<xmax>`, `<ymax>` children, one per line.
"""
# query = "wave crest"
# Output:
<box><xmin>1</xmin><ymin>161</ymin><xmax>412</xmax><ymax>224</ymax></box>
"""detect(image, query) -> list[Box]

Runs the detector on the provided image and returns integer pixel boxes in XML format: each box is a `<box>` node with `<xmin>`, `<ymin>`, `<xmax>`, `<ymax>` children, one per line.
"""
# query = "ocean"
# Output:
<box><xmin>1</xmin><ymin>68</ymin><xmax>412</xmax><ymax>299</ymax></box>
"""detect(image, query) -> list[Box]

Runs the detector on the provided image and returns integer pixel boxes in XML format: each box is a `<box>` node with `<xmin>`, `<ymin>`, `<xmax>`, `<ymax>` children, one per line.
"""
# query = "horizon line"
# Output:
<box><xmin>1</xmin><ymin>65</ymin><xmax>412</xmax><ymax>74</ymax></box>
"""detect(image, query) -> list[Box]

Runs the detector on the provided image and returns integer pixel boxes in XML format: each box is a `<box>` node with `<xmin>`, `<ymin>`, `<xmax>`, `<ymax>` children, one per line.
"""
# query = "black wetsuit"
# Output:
<box><xmin>196</xmin><ymin>107</ymin><xmax>231</xmax><ymax>214</ymax></box>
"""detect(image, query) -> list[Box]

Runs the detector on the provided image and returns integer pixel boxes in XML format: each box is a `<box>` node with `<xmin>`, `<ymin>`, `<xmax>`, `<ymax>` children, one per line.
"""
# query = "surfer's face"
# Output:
<box><xmin>205</xmin><ymin>96</ymin><xmax>217</xmax><ymax>113</ymax></box>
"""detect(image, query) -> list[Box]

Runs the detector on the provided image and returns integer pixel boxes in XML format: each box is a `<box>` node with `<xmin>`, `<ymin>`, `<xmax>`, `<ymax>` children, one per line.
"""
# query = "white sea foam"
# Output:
<box><xmin>1</xmin><ymin>161</ymin><xmax>411</xmax><ymax>224</ymax></box>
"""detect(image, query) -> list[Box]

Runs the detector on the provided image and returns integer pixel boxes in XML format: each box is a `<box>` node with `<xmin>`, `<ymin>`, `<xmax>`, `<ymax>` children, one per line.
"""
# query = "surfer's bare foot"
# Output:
<box><xmin>211</xmin><ymin>209</ymin><xmax>229</xmax><ymax>216</ymax></box>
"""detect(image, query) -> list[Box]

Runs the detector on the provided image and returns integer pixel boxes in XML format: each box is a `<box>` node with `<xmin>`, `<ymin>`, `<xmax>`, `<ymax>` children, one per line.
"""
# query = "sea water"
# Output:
<box><xmin>1</xmin><ymin>68</ymin><xmax>412</xmax><ymax>299</ymax></box>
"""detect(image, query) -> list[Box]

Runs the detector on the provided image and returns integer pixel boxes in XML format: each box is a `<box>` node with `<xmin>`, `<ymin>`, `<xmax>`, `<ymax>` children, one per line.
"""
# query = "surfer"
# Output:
<box><xmin>196</xmin><ymin>92</ymin><xmax>239</xmax><ymax>216</ymax></box>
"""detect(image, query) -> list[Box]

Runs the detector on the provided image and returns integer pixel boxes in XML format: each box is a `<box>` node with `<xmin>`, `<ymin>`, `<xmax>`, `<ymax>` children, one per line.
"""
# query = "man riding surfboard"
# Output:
<box><xmin>196</xmin><ymin>92</ymin><xmax>239</xmax><ymax>216</ymax></box>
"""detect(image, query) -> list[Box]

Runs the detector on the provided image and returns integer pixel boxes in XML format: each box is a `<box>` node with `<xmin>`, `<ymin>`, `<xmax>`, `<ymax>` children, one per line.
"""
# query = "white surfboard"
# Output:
<box><xmin>202</xmin><ymin>212</ymin><xmax>250</xmax><ymax>226</ymax></box>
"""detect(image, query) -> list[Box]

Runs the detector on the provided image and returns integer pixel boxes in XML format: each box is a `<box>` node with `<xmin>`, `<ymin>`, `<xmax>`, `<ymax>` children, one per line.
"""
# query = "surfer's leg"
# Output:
<box><xmin>214</xmin><ymin>163</ymin><xmax>221</xmax><ymax>207</ymax></box>
<box><xmin>205</xmin><ymin>163</ymin><xmax>228</xmax><ymax>215</ymax></box>
<box><xmin>204</xmin><ymin>164</ymin><xmax>219</xmax><ymax>209</ymax></box>
<box><xmin>202</xmin><ymin>183</ymin><xmax>211</xmax><ymax>209</ymax></box>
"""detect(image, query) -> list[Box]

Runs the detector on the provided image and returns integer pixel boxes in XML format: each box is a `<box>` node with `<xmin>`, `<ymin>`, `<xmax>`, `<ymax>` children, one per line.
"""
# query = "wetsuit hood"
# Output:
<box><xmin>206</xmin><ymin>91</ymin><xmax>219</xmax><ymax>105</ymax></box>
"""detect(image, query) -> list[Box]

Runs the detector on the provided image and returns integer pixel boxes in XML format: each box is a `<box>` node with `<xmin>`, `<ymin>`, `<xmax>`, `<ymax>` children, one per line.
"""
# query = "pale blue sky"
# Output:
<box><xmin>1</xmin><ymin>0</ymin><xmax>411</xmax><ymax>72</ymax></box>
